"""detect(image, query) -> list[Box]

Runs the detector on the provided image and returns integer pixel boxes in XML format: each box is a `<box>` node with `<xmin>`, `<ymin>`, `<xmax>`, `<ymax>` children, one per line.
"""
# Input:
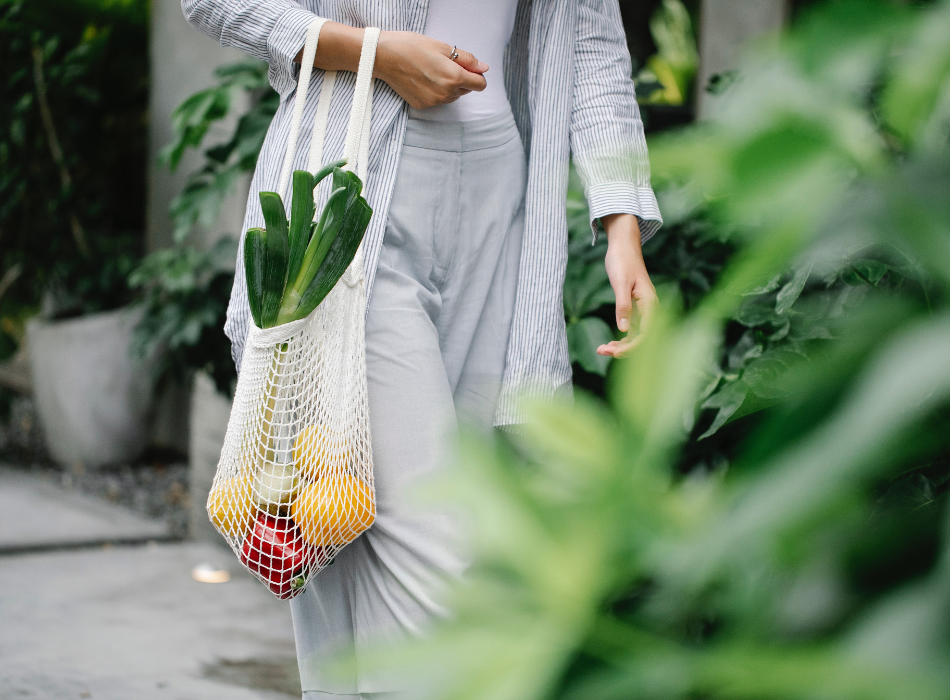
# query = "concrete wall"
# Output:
<box><xmin>696</xmin><ymin>0</ymin><xmax>789</xmax><ymax>119</ymax></box>
<box><xmin>147</xmin><ymin>0</ymin><xmax>249</xmax><ymax>460</ymax></box>
<box><xmin>147</xmin><ymin>0</ymin><xmax>252</xmax><ymax>252</ymax></box>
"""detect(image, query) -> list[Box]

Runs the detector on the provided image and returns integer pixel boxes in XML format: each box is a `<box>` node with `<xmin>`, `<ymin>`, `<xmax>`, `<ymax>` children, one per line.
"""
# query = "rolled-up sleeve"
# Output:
<box><xmin>569</xmin><ymin>0</ymin><xmax>662</xmax><ymax>243</ymax></box>
<box><xmin>181</xmin><ymin>0</ymin><xmax>320</xmax><ymax>98</ymax></box>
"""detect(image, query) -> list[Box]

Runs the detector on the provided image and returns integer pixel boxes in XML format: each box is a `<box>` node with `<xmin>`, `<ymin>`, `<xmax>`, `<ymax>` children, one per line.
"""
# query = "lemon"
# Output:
<box><xmin>293</xmin><ymin>425</ymin><xmax>348</xmax><ymax>481</ymax></box>
<box><xmin>207</xmin><ymin>475</ymin><xmax>256</xmax><ymax>538</ymax></box>
<box><xmin>291</xmin><ymin>475</ymin><xmax>375</xmax><ymax>546</ymax></box>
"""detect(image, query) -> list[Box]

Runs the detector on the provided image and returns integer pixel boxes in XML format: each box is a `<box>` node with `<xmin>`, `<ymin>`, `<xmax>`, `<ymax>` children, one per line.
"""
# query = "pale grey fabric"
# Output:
<box><xmin>302</xmin><ymin>692</ymin><xmax>403</xmax><ymax>700</ymax></box>
<box><xmin>289</xmin><ymin>110</ymin><xmax>526</xmax><ymax>695</ymax></box>
<box><xmin>180</xmin><ymin>0</ymin><xmax>662</xmax><ymax>425</ymax></box>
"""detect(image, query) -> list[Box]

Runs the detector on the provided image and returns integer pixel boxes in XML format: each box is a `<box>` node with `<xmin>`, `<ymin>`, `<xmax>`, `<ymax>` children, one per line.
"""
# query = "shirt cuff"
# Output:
<box><xmin>586</xmin><ymin>182</ymin><xmax>663</xmax><ymax>245</ymax></box>
<box><xmin>266</xmin><ymin>7</ymin><xmax>322</xmax><ymax>99</ymax></box>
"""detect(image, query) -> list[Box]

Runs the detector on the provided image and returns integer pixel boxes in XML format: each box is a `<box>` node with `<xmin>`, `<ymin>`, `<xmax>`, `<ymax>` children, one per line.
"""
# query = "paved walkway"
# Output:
<box><xmin>0</xmin><ymin>468</ymin><xmax>301</xmax><ymax>699</ymax></box>
<box><xmin>0</xmin><ymin>468</ymin><xmax>171</xmax><ymax>553</ymax></box>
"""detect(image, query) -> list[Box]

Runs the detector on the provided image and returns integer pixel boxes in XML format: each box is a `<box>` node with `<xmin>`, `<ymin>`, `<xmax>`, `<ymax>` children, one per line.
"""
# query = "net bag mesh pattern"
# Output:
<box><xmin>210</xmin><ymin>276</ymin><xmax>374</xmax><ymax>599</ymax></box>
<box><xmin>207</xmin><ymin>22</ymin><xmax>379</xmax><ymax>600</ymax></box>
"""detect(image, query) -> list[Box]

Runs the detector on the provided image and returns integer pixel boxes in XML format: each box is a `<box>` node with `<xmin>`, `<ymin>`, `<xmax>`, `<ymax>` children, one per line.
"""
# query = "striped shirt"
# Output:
<box><xmin>182</xmin><ymin>0</ymin><xmax>662</xmax><ymax>425</ymax></box>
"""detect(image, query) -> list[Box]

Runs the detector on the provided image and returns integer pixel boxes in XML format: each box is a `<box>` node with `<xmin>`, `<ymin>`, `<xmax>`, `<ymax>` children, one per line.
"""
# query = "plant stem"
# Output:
<box><xmin>32</xmin><ymin>45</ymin><xmax>90</xmax><ymax>259</ymax></box>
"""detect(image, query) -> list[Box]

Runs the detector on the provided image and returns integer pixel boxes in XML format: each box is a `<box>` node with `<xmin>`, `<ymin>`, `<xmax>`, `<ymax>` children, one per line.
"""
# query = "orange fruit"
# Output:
<box><xmin>207</xmin><ymin>475</ymin><xmax>256</xmax><ymax>538</ymax></box>
<box><xmin>293</xmin><ymin>425</ymin><xmax>348</xmax><ymax>480</ymax></box>
<box><xmin>291</xmin><ymin>475</ymin><xmax>375</xmax><ymax>546</ymax></box>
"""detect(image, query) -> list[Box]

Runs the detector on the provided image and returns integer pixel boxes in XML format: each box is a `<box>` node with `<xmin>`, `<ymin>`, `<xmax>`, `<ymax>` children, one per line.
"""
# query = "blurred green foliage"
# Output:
<box><xmin>378</xmin><ymin>1</ymin><xmax>950</xmax><ymax>698</ymax></box>
<box><xmin>129</xmin><ymin>238</ymin><xmax>238</xmax><ymax>397</ymax></box>
<box><xmin>0</xmin><ymin>0</ymin><xmax>147</xmax><ymax>349</ymax></box>
<box><xmin>130</xmin><ymin>59</ymin><xmax>275</xmax><ymax>396</ymax></box>
<box><xmin>635</xmin><ymin>0</ymin><xmax>698</xmax><ymax>106</ymax></box>
<box><xmin>161</xmin><ymin>59</ymin><xmax>278</xmax><ymax>244</ymax></box>
<box><xmin>566</xmin><ymin>0</ymin><xmax>943</xmax><ymax>444</ymax></box>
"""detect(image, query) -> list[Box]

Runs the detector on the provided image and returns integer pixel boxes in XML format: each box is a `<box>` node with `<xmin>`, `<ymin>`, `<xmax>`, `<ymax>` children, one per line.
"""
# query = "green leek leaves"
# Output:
<box><xmin>244</xmin><ymin>160</ymin><xmax>372</xmax><ymax>329</ymax></box>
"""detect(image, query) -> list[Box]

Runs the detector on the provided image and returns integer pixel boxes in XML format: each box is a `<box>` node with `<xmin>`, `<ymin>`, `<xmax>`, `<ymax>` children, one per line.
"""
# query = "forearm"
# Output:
<box><xmin>293</xmin><ymin>26</ymin><xmax>488</xmax><ymax>109</ymax></box>
<box><xmin>293</xmin><ymin>21</ymin><xmax>364</xmax><ymax>73</ymax></box>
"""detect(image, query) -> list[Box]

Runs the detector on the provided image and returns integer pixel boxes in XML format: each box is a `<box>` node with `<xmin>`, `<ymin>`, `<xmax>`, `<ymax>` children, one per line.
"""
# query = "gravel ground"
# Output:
<box><xmin>7</xmin><ymin>460</ymin><xmax>191</xmax><ymax>538</ymax></box>
<box><xmin>0</xmin><ymin>395</ymin><xmax>47</xmax><ymax>463</ymax></box>
<box><xmin>1</xmin><ymin>396</ymin><xmax>191</xmax><ymax>538</ymax></box>
<box><xmin>35</xmin><ymin>460</ymin><xmax>189</xmax><ymax>537</ymax></box>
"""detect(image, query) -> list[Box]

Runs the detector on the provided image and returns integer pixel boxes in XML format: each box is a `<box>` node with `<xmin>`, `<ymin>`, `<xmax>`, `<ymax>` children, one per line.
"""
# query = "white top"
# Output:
<box><xmin>408</xmin><ymin>0</ymin><xmax>519</xmax><ymax>121</ymax></box>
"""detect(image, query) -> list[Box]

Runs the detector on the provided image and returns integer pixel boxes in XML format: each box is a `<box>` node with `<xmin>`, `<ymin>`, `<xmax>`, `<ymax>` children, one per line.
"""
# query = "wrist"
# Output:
<box><xmin>602</xmin><ymin>213</ymin><xmax>642</xmax><ymax>247</ymax></box>
<box><xmin>373</xmin><ymin>31</ymin><xmax>396</xmax><ymax>83</ymax></box>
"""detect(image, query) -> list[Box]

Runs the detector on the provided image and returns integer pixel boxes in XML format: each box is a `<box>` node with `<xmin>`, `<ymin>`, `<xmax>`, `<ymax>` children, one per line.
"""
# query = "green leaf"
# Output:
<box><xmin>690</xmin><ymin>314</ymin><xmax>950</xmax><ymax>575</ymax></box>
<box><xmin>698</xmin><ymin>379</ymin><xmax>748</xmax><ymax>439</ymax></box>
<box><xmin>284</xmin><ymin>184</ymin><xmax>349</xmax><ymax>303</ymax></box>
<box><xmin>259</xmin><ymin>191</ymin><xmax>290</xmax><ymax>328</ymax></box>
<box><xmin>881</xmin><ymin>1</ymin><xmax>950</xmax><ymax>146</ymax></box>
<box><xmin>286</xmin><ymin>170</ymin><xmax>315</xmax><ymax>294</ymax></box>
<box><xmin>852</xmin><ymin>259</ymin><xmax>888</xmax><ymax>286</ymax></box>
<box><xmin>775</xmin><ymin>260</ymin><xmax>813</xmax><ymax>314</ymax></box>
<box><xmin>168</xmin><ymin>161</ymin><xmax>239</xmax><ymax>242</ymax></box>
<box><xmin>742</xmin><ymin>347</ymin><xmax>802</xmax><ymax>400</ymax></box>
<box><xmin>567</xmin><ymin>317</ymin><xmax>613</xmax><ymax>376</ymax></box>
<box><xmin>727</xmin><ymin>331</ymin><xmax>763</xmax><ymax>371</ymax></box>
<box><xmin>520</xmin><ymin>392</ymin><xmax>621</xmax><ymax>493</ymax></box>
<box><xmin>564</xmin><ymin>264</ymin><xmax>612</xmax><ymax>319</ymax></box>
<box><xmin>289</xmin><ymin>182</ymin><xmax>373</xmax><ymax>322</ymax></box>
<box><xmin>735</xmin><ymin>298</ymin><xmax>783</xmax><ymax>328</ymax></box>
<box><xmin>244</xmin><ymin>228</ymin><xmax>266</xmax><ymax>329</ymax></box>
<box><xmin>160</xmin><ymin>87</ymin><xmax>230</xmax><ymax>171</ymax></box>
<box><xmin>742</xmin><ymin>273</ymin><xmax>781</xmax><ymax>296</ymax></box>
<box><xmin>612</xmin><ymin>310</ymin><xmax>719</xmax><ymax>455</ymax></box>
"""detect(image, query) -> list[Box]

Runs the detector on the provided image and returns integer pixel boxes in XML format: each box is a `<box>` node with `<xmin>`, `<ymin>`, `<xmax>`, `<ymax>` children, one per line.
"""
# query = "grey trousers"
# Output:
<box><xmin>291</xmin><ymin>108</ymin><xmax>527</xmax><ymax>699</ymax></box>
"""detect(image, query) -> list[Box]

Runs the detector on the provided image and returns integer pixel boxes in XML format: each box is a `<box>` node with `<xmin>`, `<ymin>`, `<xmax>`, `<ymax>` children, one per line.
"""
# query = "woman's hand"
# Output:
<box><xmin>297</xmin><ymin>23</ymin><xmax>488</xmax><ymax>110</ymax></box>
<box><xmin>375</xmin><ymin>32</ymin><xmax>488</xmax><ymax>109</ymax></box>
<box><xmin>596</xmin><ymin>213</ymin><xmax>657</xmax><ymax>359</ymax></box>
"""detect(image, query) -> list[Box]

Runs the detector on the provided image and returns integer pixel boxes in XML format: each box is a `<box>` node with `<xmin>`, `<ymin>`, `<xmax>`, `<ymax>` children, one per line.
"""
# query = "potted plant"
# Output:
<box><xmin>1</xmin><ymin>0</ymin><xmax>153</xmax><ymax>467</ymax></box>
<box><xmin>26</xmin><ymin>240</ymin><xmax>150</xmax><ymax>468</ymax></box>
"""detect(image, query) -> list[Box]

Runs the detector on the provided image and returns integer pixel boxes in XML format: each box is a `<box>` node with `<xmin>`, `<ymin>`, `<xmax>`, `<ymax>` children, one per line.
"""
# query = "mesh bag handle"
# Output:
<box><xmin>277</xmin><ymin>22</ymin><xmax>380</xmax><ymax>199</ymax></box>
<box><xmin>276</xmin><ymin>22</ymin><xmax>379</xmax><ymax>286</ymax></box>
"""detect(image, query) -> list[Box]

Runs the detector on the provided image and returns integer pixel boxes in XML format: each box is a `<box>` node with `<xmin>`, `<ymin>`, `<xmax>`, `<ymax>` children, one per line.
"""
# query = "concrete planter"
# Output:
<box><xmin>27</xmin><ymin>308</ymin><xmax>155</xmax><ymax>468</ymax></box>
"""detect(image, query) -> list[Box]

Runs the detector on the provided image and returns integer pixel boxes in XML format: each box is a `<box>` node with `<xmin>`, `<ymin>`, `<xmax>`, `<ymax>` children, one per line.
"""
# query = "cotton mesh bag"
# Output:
<box><xmin>207</xmin><ymin>21</ymin><xmax>380</xmax><ymax>600</ymax></box>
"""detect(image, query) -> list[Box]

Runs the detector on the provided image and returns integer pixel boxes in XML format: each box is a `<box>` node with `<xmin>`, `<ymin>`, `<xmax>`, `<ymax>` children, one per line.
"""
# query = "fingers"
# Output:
<box><xmin>600</xmin><ymin>276</ymin><xmax>657</xmax><ymax>360</ymax></box>
<box><xmin>386</xmin><ymin>38</ymin><xmax>487</xmax><ymax>108</ymax></box>
<box><xmin>614</xmin><ymin>273</ymin><xmax>658</xmax><ymax>333</ymax></box>
<box><xmin>634</xmin><ymin>285</ymin><xmax>658</xmax><ymax>333</ymax></box>
<box><xmin>452</xmin><ymin>48</ymin><xmax>489</xmax><ymax>74</ymax></box>
<box><xmin>443</xmin><ymin>45</ymin><xmax>487</xmax><ymax>92</ymax></box>
<box><xmin>455</xmin><ymin>65</ymin><xmax>487</xmax><ymax>93</ymax></box>
<box><xmin>596</xmin><ymin>335</ymin><xmax>645</xmax><ymax>359</ymax></box>
<box><xmin>613</xmin><ymin>279</ymin><xmax>634</xmax><ymax>333</ymax></box>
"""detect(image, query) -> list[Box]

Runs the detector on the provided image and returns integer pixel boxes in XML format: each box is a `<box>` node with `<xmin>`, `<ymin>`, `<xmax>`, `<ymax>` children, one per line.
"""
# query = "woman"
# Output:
<box><xmin>183</xmin><ymin>0</ymin><xmax>662</xmax><ymax>696</ymax></box>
